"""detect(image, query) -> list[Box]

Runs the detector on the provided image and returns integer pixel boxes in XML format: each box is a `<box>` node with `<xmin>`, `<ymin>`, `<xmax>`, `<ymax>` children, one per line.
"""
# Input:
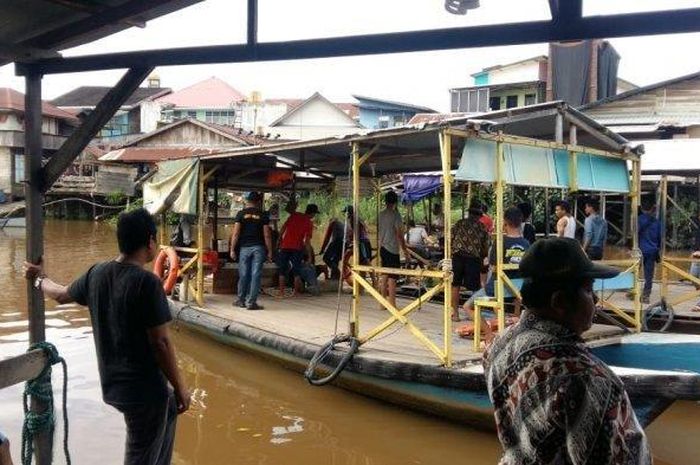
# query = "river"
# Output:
<box><xmin>0</xmin><ymin>220</ymin><xmax>695</xmax><ymax>464</ymax></box>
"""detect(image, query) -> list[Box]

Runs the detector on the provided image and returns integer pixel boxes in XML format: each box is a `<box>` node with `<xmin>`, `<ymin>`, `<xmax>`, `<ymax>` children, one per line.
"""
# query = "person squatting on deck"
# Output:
<box><xmin>276</xmin><ymin>201</ymin><xmax>318</xmax><ymax>295</ymax></box>
<box><xmin>320</xmin><ymin>206</ymin><xmax>371</xmax><ymax>280</ymax></box>
<box><xmin>24</xmin><ymin>209</ymin><xmax>190</xmax><ymax>465</ymax></box>
<box><xmin>555</xmin><ymin>200</ymin><xmax>576</xmax><ymax>239</ymax></box>
<box><xmin>378</xmin><ymin>191</ymin><xmax>409</xmax><ymax>308</ymax></box>
<box><xmin>484</xmin><ymin>238</ymin><xmax>651</xmax><ymax>465</ymax></box>
<box><xmin>461</xmin><ymin>207</ymin><xmax>530</xmax><ymax>326</ymax></box>
<box><xmin>230</xmin><ymin>192</ymin><xmax>273</xmax><ymax>310</ymax></box>
<box><xmin>638</xmin><ymin>200</ymin><xmax>662</xmax><ymax>304</ymax></box>
<box><xmin>583</xmin><ymin>198</ymin><xmax>608</xmax><ymax>260</ymax></box>
<box><xmin>450</xmin><ymin>200</ymin><xmax>490</xmax><ymax>322</ymax></box>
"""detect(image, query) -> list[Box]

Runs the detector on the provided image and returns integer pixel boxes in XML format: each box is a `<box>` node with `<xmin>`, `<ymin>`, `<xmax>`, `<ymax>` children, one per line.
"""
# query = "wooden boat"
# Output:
<box><xmin>169</xmin><ymin>293</ymin><xmax>700</xmax><ymax>429</ymax></box>
<box><xmin>148</xmin><ymin>106</ymin><xmax>700</xmax><ymax>432</ymax></box>
<box><xmin>0</xmin><ymin>216</ymin><xmax>26</xmax><ymax>228</ymax></box>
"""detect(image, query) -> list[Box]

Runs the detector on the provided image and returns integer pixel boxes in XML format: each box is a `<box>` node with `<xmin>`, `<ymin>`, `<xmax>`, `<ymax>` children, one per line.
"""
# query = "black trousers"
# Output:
<box><xmin>116</xmin><ymin>391</ymin><xmax>177</xmax><ymax>465</ymax></box>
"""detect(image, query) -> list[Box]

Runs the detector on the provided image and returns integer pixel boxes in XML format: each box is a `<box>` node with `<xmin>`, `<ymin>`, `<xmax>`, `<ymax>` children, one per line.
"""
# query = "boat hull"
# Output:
<box><xmin>170</xmin><ymin>301</ymin><xmax>700</xmax><ymax>430</ymax></box>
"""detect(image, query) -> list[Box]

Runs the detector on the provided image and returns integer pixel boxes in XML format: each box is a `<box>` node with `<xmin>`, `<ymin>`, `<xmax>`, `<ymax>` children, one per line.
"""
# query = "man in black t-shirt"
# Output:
<box><xmin>230</xmin><ymin>192</ymin><xmax>273</xmax><ymax>310</ymax></box>
<box><xmin>24</xmin><ymin>208</ymin><xmax>190</xmax><ymax>465</ymax></box>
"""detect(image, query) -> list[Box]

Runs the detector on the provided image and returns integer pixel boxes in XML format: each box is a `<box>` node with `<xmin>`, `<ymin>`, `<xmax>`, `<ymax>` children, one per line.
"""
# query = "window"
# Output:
<box><xmin>524</xmin><ymin>94</ymin><xmax>537</xmax><ymax>106</ymax></box>
<box><xmin>378</xmin><ymin>115</ymin><xmax>390</xmax><ymax>129</ymax></box>
<box><xmin>456</xmin><ymin>88</ymin><xmax>489</xmax><ymax>113</ymax></box>
<box><xmin>13</xmin><ymin>151</ymin><xmax>24</xmax><ymax>184</ymax></box>
<box><xmin>506</xmin><ymin>95</ymin><xmax>519</xmax><ymax>109</ymax></box>
<box><xmin>187</xmin><ymin>111</ymin><xmax>197</xmax><ymax>119</ymax></box>
<box><xmin>205</xmin><ymin>110</ymin><xmax>236</xmax><ymax>125</ymax></box>
<box><xmin>489</xmin><ymin>97</ymin><xmax>501</xmax><ymax>111</ymax></box>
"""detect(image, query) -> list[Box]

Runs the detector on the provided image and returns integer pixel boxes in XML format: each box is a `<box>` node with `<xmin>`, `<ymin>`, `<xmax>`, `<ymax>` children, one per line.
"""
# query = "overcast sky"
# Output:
<box><xmin>2</xmin><ymin>0</ymin><xmax>700</xmax><ymax>111</ymax></box>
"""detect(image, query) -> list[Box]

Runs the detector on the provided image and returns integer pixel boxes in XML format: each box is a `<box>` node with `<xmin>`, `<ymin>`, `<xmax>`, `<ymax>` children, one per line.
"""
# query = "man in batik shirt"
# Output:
<box><xmin>484</xmin><ymin>238</ymin><xmax>651</xmax><ymax>465</ymax></box>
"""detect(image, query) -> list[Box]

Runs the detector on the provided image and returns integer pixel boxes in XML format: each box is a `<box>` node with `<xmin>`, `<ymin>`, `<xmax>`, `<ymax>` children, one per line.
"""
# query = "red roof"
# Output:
<box><xmin>156</xmin><ymin>77</ymin><xmax>246</xmax><ymax>109</ymax></box>
<box><xmin>334</xmin><ymin>102</ymin><xmax>359</xmax><ymax>119</ymax></box>
<box><xmin>0</xmin><ymin>87</ymin><xmax>78</xmax><ymax>122</ymax></box>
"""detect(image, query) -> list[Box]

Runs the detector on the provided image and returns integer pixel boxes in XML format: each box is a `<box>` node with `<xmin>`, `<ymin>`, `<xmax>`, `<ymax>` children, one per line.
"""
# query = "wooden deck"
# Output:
<box><xmin>607</xmin><ymin>281</ymin><xmax>700</xmax><ymax>321</ymax></box>
<box><xmin>194</xmin><ymin>289</ymin><xmax>625</xmax><ymax>367</ymax></box>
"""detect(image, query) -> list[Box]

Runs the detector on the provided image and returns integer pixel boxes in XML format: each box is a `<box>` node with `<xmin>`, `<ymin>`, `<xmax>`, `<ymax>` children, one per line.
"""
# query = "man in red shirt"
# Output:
<box><xmin>277</xmin><ymin>202</ymin><xmax>318</xmax><ymax>295</ymax></box>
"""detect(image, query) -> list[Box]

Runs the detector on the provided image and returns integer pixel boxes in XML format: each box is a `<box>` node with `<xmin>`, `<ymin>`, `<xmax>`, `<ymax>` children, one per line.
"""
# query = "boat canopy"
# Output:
<box><xmin>455</xmin><ymin>138</ymin><xmax>631</xmax><ymax>193</ymax></box>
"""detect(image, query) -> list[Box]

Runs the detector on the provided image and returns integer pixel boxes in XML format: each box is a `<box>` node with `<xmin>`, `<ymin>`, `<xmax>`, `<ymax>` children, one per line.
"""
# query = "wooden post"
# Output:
<box><xmin>555</xmin><ymin>111</ymin><xmax>564</xmax><ymax>144</ymax></box>
<box><xmin>351</xmin><ymin>143</ymin><xmax>361</xmax><ymax>337</ymax></box>
<box><xmin>212</xmin><ymin>175</ymin><xmax>219</xmax><ymax>250</ymax></box>
<box><xmin>569</xmin><ymin>124</ymin><xmax>578</xmax><ymax>146</ymax></box>
<box><xmin>631</xmin><ymin>160</ymin><xmax>642</xmax><ymax>331</ymax></box>
<box><xmin>440</xmin><ymin>130</ymin><xmax>453</xmax><ymax>367</ymax></box>
<box><xmin>196</xmin><ymin>164</ymin><xmax>205</xmax><ymax>306</ymax></box>
<box><xmin>660</xmin><ymin>175</ymin><xmax>669</xmax><ymax>301</ymax></box>
<box><xmin>495</xmin><ymin>139</ymin><xmax>506</xmax><ymax>332</ymax></box>
<box><xmin>24</xmin><ymin>72</ymin><xmax>54</xmax><ymax>465</ymax></box>
<box><xmin>545</xmin><ymin>187</ymin><xmax>551</xmax><ymax>237</ymax></box>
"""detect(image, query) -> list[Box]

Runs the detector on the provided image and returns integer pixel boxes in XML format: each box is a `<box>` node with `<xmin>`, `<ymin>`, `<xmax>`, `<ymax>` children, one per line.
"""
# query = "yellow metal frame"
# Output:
<box><xmin>349</xmin><ymin>134</ymin><xmax>454</xmax><ymax>366</ymax></box>
<box><xmin>656</xmin><ymin>174</ymin><xmax>700</xmax><ymax>308</ymax></box>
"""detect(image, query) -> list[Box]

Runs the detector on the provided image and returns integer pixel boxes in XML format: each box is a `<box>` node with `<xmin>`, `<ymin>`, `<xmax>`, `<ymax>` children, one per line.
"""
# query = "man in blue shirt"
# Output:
<box><xmin>638</xmin><ymin>200</ymin><xmax>662</xmax><ymax>303</ymax></box>
<box><xmin>583</xmin><ymin>198</ymin><xmax>608</xmax><ymax>260</ymax></box>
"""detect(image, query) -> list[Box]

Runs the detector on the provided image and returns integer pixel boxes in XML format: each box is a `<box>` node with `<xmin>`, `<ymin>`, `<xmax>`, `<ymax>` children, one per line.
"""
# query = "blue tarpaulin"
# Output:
<box><xmin>402</xmin><ymin>175</ymin><xmax>443</xmax><ymax>202</ymax></box>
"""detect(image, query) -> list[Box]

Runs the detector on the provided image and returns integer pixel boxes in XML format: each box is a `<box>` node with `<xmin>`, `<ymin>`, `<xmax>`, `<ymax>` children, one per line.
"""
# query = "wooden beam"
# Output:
<box><xmin>247</xmin><ymin>0</ymin><xmax>258</xmax><ymax>47</ymax></box>
<box><xmin>25</xmin><ymin>0</ymin><xmax>183</xmax><ymax>50</ymax></box>
<box><xmin>41</xmin><ymin>66</ymin><xmax>153</xmax><ymax>191</ymax></box>
<box><xmin>18</xmin><ymin>7</ymin><xmax>700</xmax><ymax>75</ymax></box>
<box><xmin>40</xmin><ymin>0</ymin><xmax>146</xmax><ymax>28</ymax></box>
<box><xmin>548</xmin><ymin>0</ymin><xmax>559</xmax><ymax>20</ymax></box>
<box><xmin>0</xmin><ymin>350</ymin><xmax>48</xmax><ymax>390</ymax></box>
<box><xmin>24</xmin><ymin>72</ymin><xmax>53</xmax><ymax>465</ymax></box>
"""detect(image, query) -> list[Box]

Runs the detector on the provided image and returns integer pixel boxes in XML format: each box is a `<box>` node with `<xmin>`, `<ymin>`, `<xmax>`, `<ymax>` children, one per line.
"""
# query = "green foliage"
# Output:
<box><xmin>105</xmin><ymin>191</ymin><xmax>126</xmax><ymax>206</ymax></box>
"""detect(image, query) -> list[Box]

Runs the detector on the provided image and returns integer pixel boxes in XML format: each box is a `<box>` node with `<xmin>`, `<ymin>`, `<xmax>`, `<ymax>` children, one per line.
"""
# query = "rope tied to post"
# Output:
<box><xmin>21</xmin><ymin>342</ymin><xmax>71</xmax><ymax>465</ymax></box>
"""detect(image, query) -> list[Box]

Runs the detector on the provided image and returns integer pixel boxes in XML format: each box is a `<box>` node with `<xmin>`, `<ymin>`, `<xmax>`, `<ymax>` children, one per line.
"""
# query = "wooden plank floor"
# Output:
<box><xmin>606</xmin><ymin>282</ymin><xmax>700</xmax><ymax>320</ymax></box>
<box><xmin>194</xmin><ymin>288</ymin><xmax>624</xmax><ymax>367</ymax></box>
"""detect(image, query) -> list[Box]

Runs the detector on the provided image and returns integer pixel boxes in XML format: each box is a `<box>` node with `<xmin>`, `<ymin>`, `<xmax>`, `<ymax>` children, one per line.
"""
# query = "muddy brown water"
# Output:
<box><xmin>0</xmin><ymin>220</ymin><xmax>695</xmax><ymax>464</ymax></box>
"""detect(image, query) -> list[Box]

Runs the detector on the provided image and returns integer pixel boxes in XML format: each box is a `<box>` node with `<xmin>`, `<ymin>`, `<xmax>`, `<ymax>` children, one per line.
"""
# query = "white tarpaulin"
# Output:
<box><xmin>143</xmin><ymin>158</ymin><xmax>200</xmax><ymax>215</ymax></box>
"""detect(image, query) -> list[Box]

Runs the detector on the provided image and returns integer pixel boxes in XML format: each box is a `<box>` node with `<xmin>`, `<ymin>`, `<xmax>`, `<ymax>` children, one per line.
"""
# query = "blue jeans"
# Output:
<box><xmin>238</xmin><ymin>245</ymin><xmax>266</xmax><ymax>305</ymax></box>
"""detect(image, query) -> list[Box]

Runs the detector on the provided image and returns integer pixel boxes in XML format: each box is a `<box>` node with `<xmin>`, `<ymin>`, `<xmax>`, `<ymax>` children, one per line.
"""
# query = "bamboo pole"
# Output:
<box><xmin>24</xmin><ymin>71</ymin><xmax>53</xmax><ymax>465</ymax></box>
<box><xmin>441</xmin><ymin>130</ymin><xmax>453</xmax><ymax>367</ymax></box>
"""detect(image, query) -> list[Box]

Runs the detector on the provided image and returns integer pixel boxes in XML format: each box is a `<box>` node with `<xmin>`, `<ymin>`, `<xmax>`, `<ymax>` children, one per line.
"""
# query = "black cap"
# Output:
<box><xmin>519</xmin><ymin>237</ymin><xmax>619</xmax><ymax>281</ymax></box>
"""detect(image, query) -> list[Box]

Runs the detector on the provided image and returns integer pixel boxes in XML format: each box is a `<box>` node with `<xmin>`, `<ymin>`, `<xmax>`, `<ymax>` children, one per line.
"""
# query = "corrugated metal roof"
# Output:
<box><xmin>639</xmin><ymin>138</ymin><xmax>700</xmax><ymax>173</ymax></box>
<box><xmin>100</xmin><ymin>147</ymin><xmax>221</xmax><ymax>163</ymax></box>
<box><xmin>52</xmin><ymin>86</ymin><xmax>171</xmax><ymax>108</ymax></box>
<box><xmin>0</xmin><ymin>0</ymin><xmax>202</xmax><ymax>66</ymax></box>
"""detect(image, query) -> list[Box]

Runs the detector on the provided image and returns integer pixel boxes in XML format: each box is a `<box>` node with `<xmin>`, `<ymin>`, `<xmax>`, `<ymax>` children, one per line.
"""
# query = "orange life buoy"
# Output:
<box><xmin>154</xmin><ymin>247</ymin><xmax>180</xmax><ymax>293</ymax></box>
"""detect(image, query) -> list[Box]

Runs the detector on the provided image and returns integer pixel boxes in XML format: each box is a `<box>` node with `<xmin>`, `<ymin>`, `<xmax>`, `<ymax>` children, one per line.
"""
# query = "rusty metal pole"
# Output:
<box><xmin>25</xmin><ymin>71</ymin><xmax>54</xmax><ymax>464</ymax></box>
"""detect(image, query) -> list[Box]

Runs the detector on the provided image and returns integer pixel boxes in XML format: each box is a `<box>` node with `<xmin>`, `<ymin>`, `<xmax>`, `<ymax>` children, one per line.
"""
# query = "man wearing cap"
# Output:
<box><xmin>378</xmin><ymin>191</ymin><xmax>409</xmax><ymax>308</ymax></box>
<box><xmin>230</xmin><ymin>192</ymin><xmax>273</xmax><ymax>310</ymax></box>
<box><xmin>484</xmin><ymin>238</ymin><xmax>651</xmax><ymax>465</ymax></box>
<box><xmin>277</xmin><ymin>202</ymin><xmax>318</xmax><ymax>295</ymax></box>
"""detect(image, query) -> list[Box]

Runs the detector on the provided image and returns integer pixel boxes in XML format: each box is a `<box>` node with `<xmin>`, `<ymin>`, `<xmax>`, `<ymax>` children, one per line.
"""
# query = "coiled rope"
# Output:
<box><xmin>21</xmin><ymin>342</ymin><xmax>71</xmax><ymax>465</ymax></box>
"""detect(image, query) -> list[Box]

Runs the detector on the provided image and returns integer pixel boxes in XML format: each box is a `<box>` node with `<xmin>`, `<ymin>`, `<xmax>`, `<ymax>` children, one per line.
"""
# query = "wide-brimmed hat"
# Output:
<box><xmin>519</xmin><ymin>237</ymin><xmax>619</xmax><ymax>281</ymax></box>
